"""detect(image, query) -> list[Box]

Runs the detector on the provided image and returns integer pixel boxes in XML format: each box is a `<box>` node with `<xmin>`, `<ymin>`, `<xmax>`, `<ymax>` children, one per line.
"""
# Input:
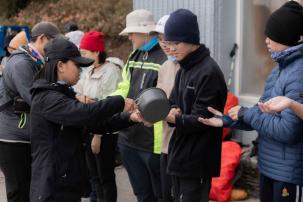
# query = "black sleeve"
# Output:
<box><xmin>174</xmin><ymin>71</ymin><xmax>227</xmax><ymax>135</ymax></box>
<box><xmin>88</xmin><ymin>112</ymin><xmax>136</xmax><ymax>134</ymax></box>
<box><xmin>40</xmin><ymin>90</ymin><xmax>125</xmax><ymax>127</ymax></box>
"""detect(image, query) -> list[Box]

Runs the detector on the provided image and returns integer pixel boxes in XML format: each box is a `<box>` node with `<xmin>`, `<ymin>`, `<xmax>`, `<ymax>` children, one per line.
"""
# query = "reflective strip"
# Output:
<box><xmin>111</xmin><ymin>65</ymin><xmax>130</xmax><ymax>98</ymax></box>
<box><xmin>111</xmin><ymin>51</ymin><xmax>135</xmax><ymax>98</ymax></box>
<box><xmin>0</xmin><ymin>139</ymin><xmax>30</xmax><ymax>144</ymax></box>
<box><xmin>18</xmin><ymin>113</ymin><xmax>27</xmax><ymax>129</ymax></box>
<box><xmin>128</xmin><ymin>61</ymin><xmax>161</xmax><ymax>68</ymax></box>
<box><xmin>296</xmin><ymin>185</ymin><xmax>299</xmax><ymax>202</ymax></box>
<box><xmin>128</xmin><ymin>61</ymin><xmax>161</xmax><ymax>71</ymax></box>
<box><xmin>153</xmin><ymin>121</ymin><xmax>162</xmax><ymax>154</ymax></box>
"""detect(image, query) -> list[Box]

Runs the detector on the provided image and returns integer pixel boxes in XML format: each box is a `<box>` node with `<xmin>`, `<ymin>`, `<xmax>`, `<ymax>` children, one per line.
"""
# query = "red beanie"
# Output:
<box><xmin>80</xmin><ymin>31</ymin><xmax>105</xmax><ymax>52</ymax></box>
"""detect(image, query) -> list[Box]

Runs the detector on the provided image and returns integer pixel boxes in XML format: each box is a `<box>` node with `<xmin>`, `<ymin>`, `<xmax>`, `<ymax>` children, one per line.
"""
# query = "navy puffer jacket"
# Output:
<box><xmin>239</xmin><ymin>45</ymin><xmax>303</xmax><ymax>185</ymax></box>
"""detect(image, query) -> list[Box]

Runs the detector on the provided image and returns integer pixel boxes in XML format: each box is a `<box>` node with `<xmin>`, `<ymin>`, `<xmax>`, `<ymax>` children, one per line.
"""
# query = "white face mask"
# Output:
<box><xmin>167</xmin><ymin>55</ymin><xmax>177</xmax><ymax>63</ymax></box>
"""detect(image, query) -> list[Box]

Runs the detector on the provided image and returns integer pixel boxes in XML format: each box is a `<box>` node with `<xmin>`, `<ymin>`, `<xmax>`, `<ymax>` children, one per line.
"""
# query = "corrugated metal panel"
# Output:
<box><xmin>133</xmin><ymin>0</ymin><xmax>214</xmax><ymax>49</ymax></box>
<box><xmin>133</xmin><ymin>0</ymin><xmax>237</xmax><ymax>81</ymax></box>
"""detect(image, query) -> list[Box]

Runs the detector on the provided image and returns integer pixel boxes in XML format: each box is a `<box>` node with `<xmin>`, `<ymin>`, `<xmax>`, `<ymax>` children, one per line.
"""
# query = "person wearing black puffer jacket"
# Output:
<box><xmin>164</xmin><ymin>9</ymin><xmax>227</xmax><ymax>202</ymax></box>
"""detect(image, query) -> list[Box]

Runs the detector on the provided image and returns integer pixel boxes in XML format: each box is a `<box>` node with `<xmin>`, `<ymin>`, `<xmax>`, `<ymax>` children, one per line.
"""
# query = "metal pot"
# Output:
<box><xmin>136</xmin><ymin>87</ymin><xmax>170</xmax><ymax>123</ymax></box>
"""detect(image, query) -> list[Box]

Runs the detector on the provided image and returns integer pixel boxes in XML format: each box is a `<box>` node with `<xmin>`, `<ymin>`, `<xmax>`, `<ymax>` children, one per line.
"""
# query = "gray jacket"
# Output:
<box><xmin>0</xmin><ymin>49</ymin><xmax>41</xmax><ymax>142</ymax></box>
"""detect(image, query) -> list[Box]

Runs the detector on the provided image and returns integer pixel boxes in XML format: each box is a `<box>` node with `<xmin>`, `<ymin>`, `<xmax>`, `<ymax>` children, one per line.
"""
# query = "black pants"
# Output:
<box><xmin>86</xmin><ymin>134</ymin><xmax>117</xmax><ymax>202</ymax></box>
<box><xmin>160</xmin><ymin>153</ymin><xmax>173</xmax><ymax>202</ymax></box>
<box><xmin>0</xmin><ymin>141</ymin><xmax>31</xmax><ymax>202</ymax></box>
<box><xmin>119</xmin><ymin>143</ymin><xmax>162</xmax><ymax>202</ymax></box>
<box><xmin>259</xmin><ymin>173</ymin><xmax>303</xmax><ymax>202</ymax></box>
<box><xmin>171</xmin><ymin>176</ymin><xmax>211</xmax><ymax>202</ymax></box>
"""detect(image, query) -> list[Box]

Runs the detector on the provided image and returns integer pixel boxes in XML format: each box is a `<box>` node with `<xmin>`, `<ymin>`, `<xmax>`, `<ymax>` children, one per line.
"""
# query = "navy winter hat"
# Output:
<box><xmin>265</xmin><ymin>1</ymin><xmax>303</xmax><ymax>46</ymax></box>
<box><xmin>164</xmin><ymin>9</ymin><xmax>200</xmax><ymax>44</ymax></box>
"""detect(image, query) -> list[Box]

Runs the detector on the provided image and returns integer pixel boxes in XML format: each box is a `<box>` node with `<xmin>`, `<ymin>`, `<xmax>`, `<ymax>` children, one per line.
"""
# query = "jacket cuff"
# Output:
<box><xmin>109</xmin><ymin>95</ymin><xmax>125</xmax><ymax>111</ymax></box>
<box><xmin>120</xmin><ymin>112</ymin><xmax>132</xmax><ymax>122</ymax></box>
<box><xmin>174</xmin><ymin>114</ymin><xmax>183</xmax><ymax>129</ymax></box>
<box><xmin>238</xmin><ymin>107</ymin><xmax>248</xmax><ymax>122</ymax></box>
<box><xmin>222</xmin><ymin>115</ymin><xmax>234</xmax><ymax>127</ymax></box>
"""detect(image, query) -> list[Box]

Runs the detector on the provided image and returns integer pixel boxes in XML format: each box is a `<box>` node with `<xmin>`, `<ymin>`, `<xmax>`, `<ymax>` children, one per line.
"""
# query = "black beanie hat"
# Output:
<box><xmin>265</xmin><ymin>1</ymin><xmax>303</xmax><ymax>46</ymax></box>
<box><xmin>164</xmin><ymin>9</ymin><xmax>200</xmax><ymax>44</ymax></box>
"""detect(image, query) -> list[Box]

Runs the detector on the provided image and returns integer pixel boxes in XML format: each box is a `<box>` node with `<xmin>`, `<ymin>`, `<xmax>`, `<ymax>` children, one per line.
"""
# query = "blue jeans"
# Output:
<box><xmin>118</xmin><ymin>144</ymin><xmax>162</xmax><ymax>202</ymax></box>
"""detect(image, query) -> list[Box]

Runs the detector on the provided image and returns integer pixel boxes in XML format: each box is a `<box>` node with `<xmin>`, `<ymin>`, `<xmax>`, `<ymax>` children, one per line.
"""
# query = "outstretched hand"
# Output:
<box><xmin>228</xmin><ymin>105</ymin><xmax>241</xmax><ymax>121</ymax></box>
<box><xmin>258</xmin><ymin>96</ymin><xmax>292</xmax><ymax>113</ymax></box>
<box><xmin>198</xmin><ymin>107</ymin><xmax>223</xmax><ymax>127</ymax></box>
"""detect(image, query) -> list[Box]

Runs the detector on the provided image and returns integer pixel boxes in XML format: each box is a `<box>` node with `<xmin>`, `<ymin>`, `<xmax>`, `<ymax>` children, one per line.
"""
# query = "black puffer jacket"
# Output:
<box><xmin>30</xmin><ymin>79</ymin><xmax>131</xmax><ymax>202</ymax></box>
<box><xmin>168</xmin><ymin>45</ymin><xmax>227</xmax><ymax>178</ymax></box>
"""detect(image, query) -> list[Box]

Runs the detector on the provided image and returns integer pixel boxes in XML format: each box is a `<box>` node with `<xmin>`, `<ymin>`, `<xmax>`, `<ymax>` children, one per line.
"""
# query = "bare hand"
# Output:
<box><xmin>129</xmin><ymin>110</ymin><xmax>154</xmax><ymax>127</ymax></box>
<box><xmin>130</xmin><ymin>109</ymin><xmax>143</xmax><ymax>123</ymax></box>
<box><xmin>228</xmin><ymin>105</ymin><xmax>241</xmax><ymax>121</ymax></box>
<box><xmin>142</xmin><ymin>120</ymin><xmax>154</xmax><ymax>127</ymax></box>
<box><xmin>165</xmin><ymin>108</ymin><xmax>182</xmax><ymax>124</ymax></box>
<box><xmin>91</xmin><ymin>135</ymin><xmax>101</xmax><ymax>154</ymax></box>
<box><xmin>76</xmin><ymin>95</ymin><xmax>96</xmax><ymax>104</ymax></box>
<box><xmin>124</xmin><ymin>98</ymin><xmax>137</xmax><ymax>112</ymax></box>
<box><xmin>198</xmin><ymin>107</ymin><xmax>223</xmax><ymax>127</ymax></box>
<box><xmin>258</xmin><ymin>96</ymin><xmax>293</xmax><ymax>113</ymax></box>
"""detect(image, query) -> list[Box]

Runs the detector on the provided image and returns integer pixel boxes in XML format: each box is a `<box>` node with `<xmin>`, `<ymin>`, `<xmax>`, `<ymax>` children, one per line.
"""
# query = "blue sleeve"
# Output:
<box><xmin>222</xmin><ymin>114</ymin><xmax>254</xmax><ymax>131</ymax></box>
<box><xmin>242</xmin><ymin>69</ymin><xmax>303</xmax><ymax>144</ymax></box>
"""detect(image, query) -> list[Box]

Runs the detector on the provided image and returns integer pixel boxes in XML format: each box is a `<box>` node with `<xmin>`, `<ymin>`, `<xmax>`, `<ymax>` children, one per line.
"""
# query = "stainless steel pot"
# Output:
<box><xmin>136</xmin><ymin>87</ymin><xmax>170</xmax><ymax>123</ymax></box>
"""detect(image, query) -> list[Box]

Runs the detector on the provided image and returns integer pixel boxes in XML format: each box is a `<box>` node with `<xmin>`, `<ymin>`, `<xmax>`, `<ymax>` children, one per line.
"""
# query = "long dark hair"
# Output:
<box><xmin>98</xmin><ymin>51</ymin><xmax>107</xmax><ymax>64</ymax></box>
<box><xmin>34</xmin><ymin>58</ymin><xmax>68</xmax><ymax>83</ymax></box>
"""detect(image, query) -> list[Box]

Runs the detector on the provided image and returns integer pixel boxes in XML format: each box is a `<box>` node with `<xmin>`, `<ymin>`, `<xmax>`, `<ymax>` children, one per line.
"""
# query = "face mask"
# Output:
<box><xmin>167</xmin><ymin>55</ymin><xmax>177</xmax><ymax>63</ymax></box>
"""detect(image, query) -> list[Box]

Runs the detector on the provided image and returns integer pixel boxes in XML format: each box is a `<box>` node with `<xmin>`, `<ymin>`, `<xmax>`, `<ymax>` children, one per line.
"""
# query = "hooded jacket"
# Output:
<box><xmin>29</xmin><ymin>79</ymin><xmax>132</xmax><ymax>202</ymax></box>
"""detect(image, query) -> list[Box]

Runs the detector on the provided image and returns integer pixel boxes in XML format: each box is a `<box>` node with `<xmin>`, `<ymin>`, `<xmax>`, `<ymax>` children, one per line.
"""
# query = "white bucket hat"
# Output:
<box><xmin>150</xmin><ymin>15</ymin><xmax>170</xmax><ymax>35</ymax></box>
<box><xmin>119</xmin><ymin>9</ymin><xmax>155</xmax><ymax>36</ymax></box>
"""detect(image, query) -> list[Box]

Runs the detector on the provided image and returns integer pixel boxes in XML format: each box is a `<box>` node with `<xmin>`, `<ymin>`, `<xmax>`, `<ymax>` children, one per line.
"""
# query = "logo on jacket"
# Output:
<box><xmin>281</xmin><ymin>187</ymin><xmax>289</xmax><ymax>197</ymax></box>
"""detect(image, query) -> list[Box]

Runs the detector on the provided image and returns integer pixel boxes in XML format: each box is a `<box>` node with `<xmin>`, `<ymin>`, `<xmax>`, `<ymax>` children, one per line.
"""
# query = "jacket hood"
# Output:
<box><xmin>31</xmin><ymin>79</ymin><xmax>75</xmax><ymax>98</ymax></box>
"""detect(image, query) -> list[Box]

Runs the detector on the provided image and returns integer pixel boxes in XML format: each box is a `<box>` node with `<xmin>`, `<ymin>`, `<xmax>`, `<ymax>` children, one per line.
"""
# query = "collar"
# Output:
<box><xmin>271</xmin><ymin>43</ymin><xmax>303</xmax><ymax>63</ymax></box>
<box><xmin>179</xmin><ymin>44</ymin><xmax>210</xmax><ymax>70</ymax></box>
<box><xmin>57</xmin><ymin>80</ymin><xmax>68</xmax><ymax>85</ymax></box>
<box><xmin>28</xmin><ymin>44</ymin><xmax>45</xmax><ymax>64</ymax></box>
<box><xmin>271</xmin><ymin>43</ymin><xmax>303</xmax><ymax>68</ymax></box>
<box><xmin>138</xmin><ymin>37</ymin><xmax>159</xmax><ymax>52</ymax></box>
<box><xmin>19</xmin><ymin>44</ymin><xmax>45</xmax><ymax>65</ymax></box>
<box><xmin>87</xmin><ymin>64</ymin><xmax>108</xmax><ymax>79</ymax></box>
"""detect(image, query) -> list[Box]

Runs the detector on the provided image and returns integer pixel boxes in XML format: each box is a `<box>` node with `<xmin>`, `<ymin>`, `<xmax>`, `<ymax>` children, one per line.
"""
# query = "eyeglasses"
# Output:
<box><xmin>164</xmin><ymin>41</ymin><xmax>181</xmax><ymax>50</ymax></box>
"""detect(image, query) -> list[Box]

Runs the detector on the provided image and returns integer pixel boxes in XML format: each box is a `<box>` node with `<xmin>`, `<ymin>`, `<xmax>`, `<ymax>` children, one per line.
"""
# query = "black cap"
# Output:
<box><xmin>265</xmin><ymin>1</ymin><xmax>303</xmax><ymax>46</ymax></box>
<box><xmin>64</xmin><ymin>22</ymin><xmax>79</xmax><ymax>33</ymax></box>
<box><xmin>31</xmin><ymin>21</ymin><xmax>61</xmax><ymax>38</ymax></box>
<box><xmin>44</xmin><ymin>37</ymin><xmax>94</xmax><ymax>67</ymax></box>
